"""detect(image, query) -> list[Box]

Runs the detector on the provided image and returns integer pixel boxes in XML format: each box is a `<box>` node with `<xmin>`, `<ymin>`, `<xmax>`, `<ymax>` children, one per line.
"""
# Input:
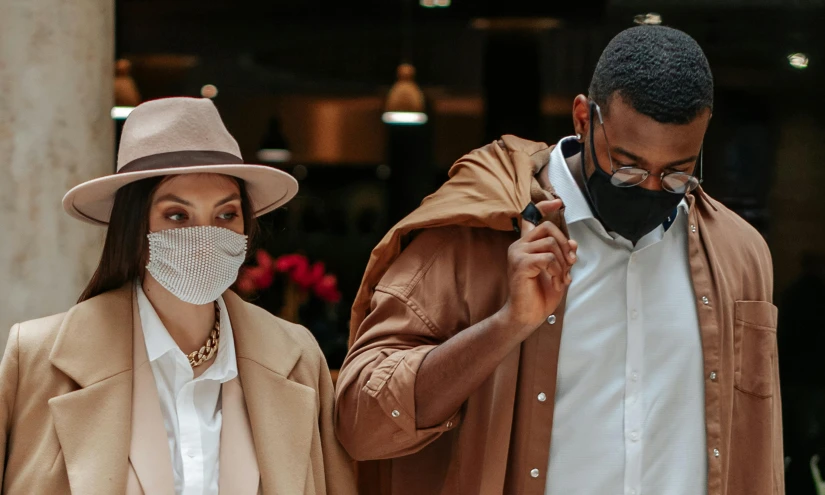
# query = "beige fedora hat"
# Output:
<box><xmin>63</xmin><ymin>97</ymin><xmax>298</xmax><ymax>225</ymax></box>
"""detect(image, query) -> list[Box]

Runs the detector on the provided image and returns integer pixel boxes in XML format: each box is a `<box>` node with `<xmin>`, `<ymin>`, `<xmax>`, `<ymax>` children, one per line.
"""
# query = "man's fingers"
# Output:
<box><xmin>567</xmin><ymin>239</ymin><xmax>578</xmax><ymax>264</ymax></box>
<box><xmin>535</xmin><ymin>199</ymin><xmax>564</xmax><ymax>218</ymax></box>
<box><xmin>522</xmin><ymin>220</ymin><xmax>575</xmax><ymax>268</ymax></box>
<box><xmin>523</xmin><ymin>237</ymin><xmax>569</xmax><ymax>273</ymax></box>
<box><xmin>522</xmin><ymin>252</ymin><xmax>565</xmax><ymax>280</ymax></box>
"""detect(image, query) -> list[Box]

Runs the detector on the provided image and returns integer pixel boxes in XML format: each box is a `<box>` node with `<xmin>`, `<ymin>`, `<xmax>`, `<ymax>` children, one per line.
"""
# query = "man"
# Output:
<box><xmin>336</xmin><ymin>26</ymin><xmax>782</xmax><ymax>495</ymax></box>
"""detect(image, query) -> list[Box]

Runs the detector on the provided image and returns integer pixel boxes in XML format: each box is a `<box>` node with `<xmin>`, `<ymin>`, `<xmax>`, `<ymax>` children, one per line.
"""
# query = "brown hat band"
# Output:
<box><xmin>118</xmin><ymin>150</ymin><xmax>244</xmax><ymax>174</ymax></box>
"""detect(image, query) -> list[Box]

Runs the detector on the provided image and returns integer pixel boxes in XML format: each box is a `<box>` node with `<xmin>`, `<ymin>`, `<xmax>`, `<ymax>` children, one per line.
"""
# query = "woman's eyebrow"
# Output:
<box><xmin>153</xmin><ymin>194</ymin><xmax>192</xmax><ymax>206</ymax></box>
<box><xmin>214</xmin><ymin>193</ymin><xmax>241</xmax><ymax>207</ymax></box>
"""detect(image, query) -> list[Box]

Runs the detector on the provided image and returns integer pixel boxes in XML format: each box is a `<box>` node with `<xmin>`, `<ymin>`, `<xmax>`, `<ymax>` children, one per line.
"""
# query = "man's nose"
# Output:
<box><xmin>638</xmin><ymin>173</ymin><xmax>664</xmax><ymax>192</ymax></box>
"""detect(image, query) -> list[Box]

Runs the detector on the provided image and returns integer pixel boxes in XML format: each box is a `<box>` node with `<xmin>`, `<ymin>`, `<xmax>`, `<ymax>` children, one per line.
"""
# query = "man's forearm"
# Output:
<box><xmin>414</xmin><ymin>307</ymin><xmax>528</xmax><ymax>428</ymax></box>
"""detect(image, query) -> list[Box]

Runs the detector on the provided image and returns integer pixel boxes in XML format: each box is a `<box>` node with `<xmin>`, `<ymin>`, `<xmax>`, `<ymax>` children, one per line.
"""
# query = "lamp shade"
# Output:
<box><xmin>114</xmin><ymin>59</ymin><xmax>141</xmax><ymax>107</ymax></box>
<box><xmin>383</xmin><ymin>64</ymin><xmax>427</xmax><ymax>125</ymax></box>
<box><xmin>257</xmin><ymin>116</ymin><xmax>292</xmax><ymax>163</ymax></box>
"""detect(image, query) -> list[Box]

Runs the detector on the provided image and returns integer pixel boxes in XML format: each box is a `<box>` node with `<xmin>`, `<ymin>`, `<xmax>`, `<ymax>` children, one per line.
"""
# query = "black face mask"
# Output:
<box><xmin>581</xmin><ymin>109</ymin><xmax>685</xmax><ymax>244</ymax></box>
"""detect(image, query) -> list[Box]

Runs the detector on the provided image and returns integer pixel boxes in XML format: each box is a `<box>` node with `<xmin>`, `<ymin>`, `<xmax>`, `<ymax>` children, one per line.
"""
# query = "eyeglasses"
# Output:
<box><xmin>591</xmin><ymin>102</ymin><xmax>703</xmax><ymax>194</ymax></box>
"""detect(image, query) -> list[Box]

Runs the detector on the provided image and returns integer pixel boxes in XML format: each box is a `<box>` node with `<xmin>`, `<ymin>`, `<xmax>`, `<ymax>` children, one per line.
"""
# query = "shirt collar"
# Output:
<box><xmin>136</xmin><ymin>281</ymin><xmax>238</xmax><ymax>382</ymax></box>
<box><xmin>544</xmin><ymin>136</ymin><xmax>595</xmax><ymax>226</ymax></box>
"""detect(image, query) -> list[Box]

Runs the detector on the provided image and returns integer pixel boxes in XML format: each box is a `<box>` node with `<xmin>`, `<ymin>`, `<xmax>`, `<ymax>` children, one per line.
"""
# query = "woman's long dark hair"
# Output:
<box><xmin>78</xmin><ymin>175</ymin><xmax>258</xmax><ymax>303</ymax></box>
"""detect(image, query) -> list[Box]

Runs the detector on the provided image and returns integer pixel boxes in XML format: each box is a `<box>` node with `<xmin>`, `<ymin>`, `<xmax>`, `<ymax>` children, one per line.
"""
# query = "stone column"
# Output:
<box><xmin>0</xmin><ymin>0</ymin><xmax>114</xmax><ymax>349</ymax></box>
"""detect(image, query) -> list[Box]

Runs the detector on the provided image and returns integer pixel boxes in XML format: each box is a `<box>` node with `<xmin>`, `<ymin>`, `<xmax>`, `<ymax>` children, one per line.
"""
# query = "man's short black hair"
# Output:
<box><xmin>589</xmin><ymin>25</ymin><xmax>714</xmax><ymax>125</ymax></box>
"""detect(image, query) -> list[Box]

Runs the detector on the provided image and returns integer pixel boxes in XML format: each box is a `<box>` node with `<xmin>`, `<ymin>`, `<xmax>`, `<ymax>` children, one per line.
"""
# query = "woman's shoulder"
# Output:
<box><xmin>8</xmin><ymin>286</ymin><xmax>132</xmax><ymax>361</ymax></box>
<box><xmin>9</xmin><ymin>312</ymin><xmax>68</xmax><ymax>357</ymax></box>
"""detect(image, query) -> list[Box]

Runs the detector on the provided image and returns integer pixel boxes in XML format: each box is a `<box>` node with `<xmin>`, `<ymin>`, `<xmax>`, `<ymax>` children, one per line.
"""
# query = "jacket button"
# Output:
<box><xmin>530</xmin><ymin>468</ymin><xmax>540</xmax><ymax>478</ymax></box>
<box><xmin>701</xmin><ymin>296</ymin><xmax>709</xmax><ymax>305</ymax></box>
<box><xmin>537</xmin><ymin>392</ymin><xmax>547</xmax><ymax>402</ymax></box>
<box><xmin>709</xmin><ymin>371</ymin><xmax>717</xmax><ymax>381</ymax></box>
<box><xmin>713</xmin><ymin>448</ymin><xmax>720</xmax><ymax>457</ymax></box>
<box><xmin>391</xmin><ymin>410</ymin><xmax>400</xmax><ymax>418</ymax></box>
<box><xmin>547</xmin><ymin>315</ymin><xmax>557</xmax><ymax>325</ymax></box>
<box><xmin>691</xmin><ymin>224</ymin><xmax>697</xmax><ymax>233</ymax></box>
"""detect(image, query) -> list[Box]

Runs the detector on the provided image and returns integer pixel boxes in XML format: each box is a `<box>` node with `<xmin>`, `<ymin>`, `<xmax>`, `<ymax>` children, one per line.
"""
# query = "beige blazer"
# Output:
<box><xmin>0</xmin><ymin>285</ymin><xmax>357</xmax><ymax>494</ymax></box>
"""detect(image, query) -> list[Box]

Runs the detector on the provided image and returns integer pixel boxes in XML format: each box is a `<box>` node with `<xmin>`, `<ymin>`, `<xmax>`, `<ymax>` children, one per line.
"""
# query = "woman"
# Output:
<box><xmin>0</xmin><ymin>97</ymin><xmax>356</xmax><ymax>494</ymax></box>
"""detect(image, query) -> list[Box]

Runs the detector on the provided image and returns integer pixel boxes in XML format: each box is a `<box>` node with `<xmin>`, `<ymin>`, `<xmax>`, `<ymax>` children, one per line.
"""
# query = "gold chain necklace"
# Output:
<box><xmin>187</xmin><ymin>302</ymin><xmax>220</xmax><ymax>368</ymax></box>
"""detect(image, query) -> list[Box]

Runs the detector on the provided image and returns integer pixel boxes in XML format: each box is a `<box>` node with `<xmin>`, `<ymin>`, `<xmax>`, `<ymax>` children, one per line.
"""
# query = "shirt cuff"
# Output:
<box><xmin>362</xmin><ymin>345</ymin><xmax>462</xmax><ymax>437</ymax></box>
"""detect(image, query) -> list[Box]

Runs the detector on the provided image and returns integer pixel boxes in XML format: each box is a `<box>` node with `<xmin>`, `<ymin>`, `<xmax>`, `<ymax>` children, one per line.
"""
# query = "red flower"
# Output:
<box><xmin>313</xmin><ymin>274</ymin><xmax>342</xmax><ymax>303</ymax></box>
<box><xmin>243</xmin><ymin>265</ymin><xmax>275</xmax><ymax>290</ymax></box>
<box><xmin>292</xmin><ymin>261</ymin><xmax>326</xmax><ymax>290</ymax></box>
<box><xmin>275</xmin><ymin>254</ymin><xmax>309</xmax><ymax>274</ymax></box>
<box><xmin>256</xmin><ymin>250</ymin><xmax>274</xmax><ymax>272</ymax></box>
<box><xmin>236</xmin><ymin>272</ymin><xmax>257</xmax><ymax>295</ymax></box>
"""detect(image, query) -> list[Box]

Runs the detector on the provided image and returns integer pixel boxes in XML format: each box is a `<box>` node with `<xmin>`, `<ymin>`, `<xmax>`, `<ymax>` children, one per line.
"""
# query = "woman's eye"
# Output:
<box><xmin>167</xmin><ymin>213</ymin><xmax>187</xmax><ymax>222</ymax></box>
<box><xmin>219</xmin><ymin>212</ymin><xmax>239</xmax><ymax>221</ymax></box>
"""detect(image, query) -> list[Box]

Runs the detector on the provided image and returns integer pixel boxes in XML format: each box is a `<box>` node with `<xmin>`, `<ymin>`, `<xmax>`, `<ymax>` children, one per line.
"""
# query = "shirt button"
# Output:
<box><xmin>713</xmin><ymin>448</ymin><xmax>720</xmax><ymax>457</ymax></box>
<box><xmin>629</xmin><ymin>431</ymin><xmax>639</xmax><ymax>441</ymax></box>
<box><xmin>701</xmin><ymin>296</ymin><xmax>709</xmax><ymax>305</ymax></box>
<box><xmin>630</xmin><ymin>490</ymin><xmax>638</xmax><ymax>495</ymax></box>
<box><xmin>631</xmin><ymin>372</ymin><xmax>639</xmax><ymax>382</ymax></box>
<box><xmin>391</xmin><ymin>410</ymin><xmax>400</xmax><ymax>418</ymax></box>
<box><xmin>187</xmin><ymin>450</ymin><xmax>196</xmax><ymax>458</ymax></box>
<box><xmin>537</xmin><ymin>392</ymin><xmax>547</xmax><ymax>402</ymax></box>
<box><xmin>709</xmin><ymin>371</ymin><xmax>717</xmax><ymax>381</ymax></box>
<box><xmin>630</xmin><ymin>310</ymin><xmax>638</xmax><ymax>320</ymax></box>
<box><xmin>546</xmin><ymin>315</ymin><xmax>557</xmax><ymax>325</ymax></box>
<box><xmin>530</xmin><ymin>468</ymin><xmax>540</xmax><ymax>478</ymax></box>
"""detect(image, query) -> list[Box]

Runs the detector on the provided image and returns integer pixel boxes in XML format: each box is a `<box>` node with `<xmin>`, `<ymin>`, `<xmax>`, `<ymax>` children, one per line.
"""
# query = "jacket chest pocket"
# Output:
<box><xmin>734</xmin><ymin>300</ymin><xmax>778</xmax><ymax>398</ymax></box>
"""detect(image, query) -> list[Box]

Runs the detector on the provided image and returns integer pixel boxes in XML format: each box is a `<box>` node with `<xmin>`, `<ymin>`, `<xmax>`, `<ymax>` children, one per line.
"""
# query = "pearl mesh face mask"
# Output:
<box><xmin>146</xmin><ymin>226</ymin><xmax>248</xmax><ymax>305</ymax></box>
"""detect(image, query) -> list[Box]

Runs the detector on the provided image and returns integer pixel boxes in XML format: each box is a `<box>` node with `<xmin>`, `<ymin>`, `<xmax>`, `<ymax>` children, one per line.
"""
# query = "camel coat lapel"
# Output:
<box><xmin>47</xmin><ymin>286</ymin><xmax>134</xmax><ymax>495</ymax></box>
<box><xmin>220</xmin><ymin>377</ymin><xmax>261</xmax><ymax>494</ymax></box>
<box><xmin>127</xmin><ymin>291</ymin><xmax>176</xmax><ymax>495</ymax></box>
<box><xmin>225</xmin><ymin>291</ymin><xmax>318</xmax><ymax>494</ymax></box>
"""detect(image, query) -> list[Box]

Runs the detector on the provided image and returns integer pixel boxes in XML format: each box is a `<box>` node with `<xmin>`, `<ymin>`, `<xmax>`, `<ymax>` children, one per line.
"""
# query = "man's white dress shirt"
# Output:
<box><xmin>543</xmin><ymin>137</ymin><xmax>707</xmax><ymax>495</ymax></box>
<box><xmin>137</xmin><ymin>283</ymin><xmax>238</xmax><ymax>495</ymax></box>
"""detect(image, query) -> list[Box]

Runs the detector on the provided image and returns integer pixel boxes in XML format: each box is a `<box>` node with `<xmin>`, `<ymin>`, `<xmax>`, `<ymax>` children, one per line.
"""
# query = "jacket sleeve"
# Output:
<box><xmin>334</xmin><ymin>290</ymin><xmax>461</xmax><ymax>461</ymax></box>
<box><xmin>315</xmin><ymin>350</ymin><xmax>358</xmax><ymax>494</ymax></box>
<box><xmin>0</xmin><ymin>325</ymin><xmax>20</xmax><ymax>489</ymax></box>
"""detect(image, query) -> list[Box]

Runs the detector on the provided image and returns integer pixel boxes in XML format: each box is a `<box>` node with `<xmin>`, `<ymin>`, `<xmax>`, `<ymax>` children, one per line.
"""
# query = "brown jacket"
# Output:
<box><xmin>0</xmin><ymin>285</ymin><xmax>357</xmax><ymax>494</ymax></box>
<box><xmin>335</xmin><ymin>136</ymin><xmax>783</xmax><ymax>494</ymax></box>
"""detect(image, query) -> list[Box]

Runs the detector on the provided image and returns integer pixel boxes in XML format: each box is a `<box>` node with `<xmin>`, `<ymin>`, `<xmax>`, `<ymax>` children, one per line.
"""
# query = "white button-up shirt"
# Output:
<box><xmin>544</xmin><ymin>138</ymin><xmax>707</xmax><ymax>495</ymax></box>
<box><xmin>136</xmin><ymin>283</ymin><xmax>238</xmax><ymax>495</ymax></box>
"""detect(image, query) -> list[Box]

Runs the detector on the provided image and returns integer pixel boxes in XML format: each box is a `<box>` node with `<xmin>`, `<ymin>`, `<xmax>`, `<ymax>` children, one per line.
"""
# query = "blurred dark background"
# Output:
<box><xmin>114</xmin><ymin>0</ymin><xmax>825</xmax><ymax>490</ymax></box>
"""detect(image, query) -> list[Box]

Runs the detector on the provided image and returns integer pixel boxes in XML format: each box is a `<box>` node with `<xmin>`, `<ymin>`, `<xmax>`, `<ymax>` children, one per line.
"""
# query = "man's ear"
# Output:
<box><xmin>572</xmin><ymin>95</ymin><xmax>590</xmax><ymax>141</ymax></box>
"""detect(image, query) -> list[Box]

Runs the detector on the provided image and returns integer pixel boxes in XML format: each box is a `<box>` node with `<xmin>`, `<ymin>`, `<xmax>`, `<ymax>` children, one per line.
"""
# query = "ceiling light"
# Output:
<box><xmin>382</xmin><ymin>112</ymin><xmax>429</xmax><ymax>125</ymax></box>
<box><xmin>634</xmin><ymin>13</ymin><xmax>662</xmax><ymax>25</ymax></box>
<box><xmin>788</xmin><ymin>53</ymin><xmax>809</xmax><ymax>69</ymax></box>
<box><xmin>111</xmin><ymin>106</ymin><xmax>135</xmax><ymax>120</ymax></box>
<box><xmin>383</xmin><ymin>63</ymin><xmax>427</xmax><ymax>126</ymax></box>
<box><xmin>257</xmin><ymin>149</ymin><xmax>292</xmax><ymax>163</ymax></box>
<box><xmin>257</xmin><ymin>116</ymin><xmax>292</xmax><ymax>163</ymax></box>
<box><xmin>420</xmin><ymin>0</ymin><xmax>450</xmax><ymax>7</ymax></box>
<box><xmin>114</xmin><ymin>59</ymin><xmax>141</xmax><ymax>107</ymax></box>
<box><xmin>201</xmin><ymin>84</ymin><xmax>219</xmax><ymax>98</ymax></box>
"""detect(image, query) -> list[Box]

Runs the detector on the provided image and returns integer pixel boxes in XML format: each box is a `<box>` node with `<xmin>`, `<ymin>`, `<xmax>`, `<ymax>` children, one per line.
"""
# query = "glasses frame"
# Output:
<box><xmin>590</xmin><ymin>101</ymin><xmax>703</xmax><ymax>194</ymax></box>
